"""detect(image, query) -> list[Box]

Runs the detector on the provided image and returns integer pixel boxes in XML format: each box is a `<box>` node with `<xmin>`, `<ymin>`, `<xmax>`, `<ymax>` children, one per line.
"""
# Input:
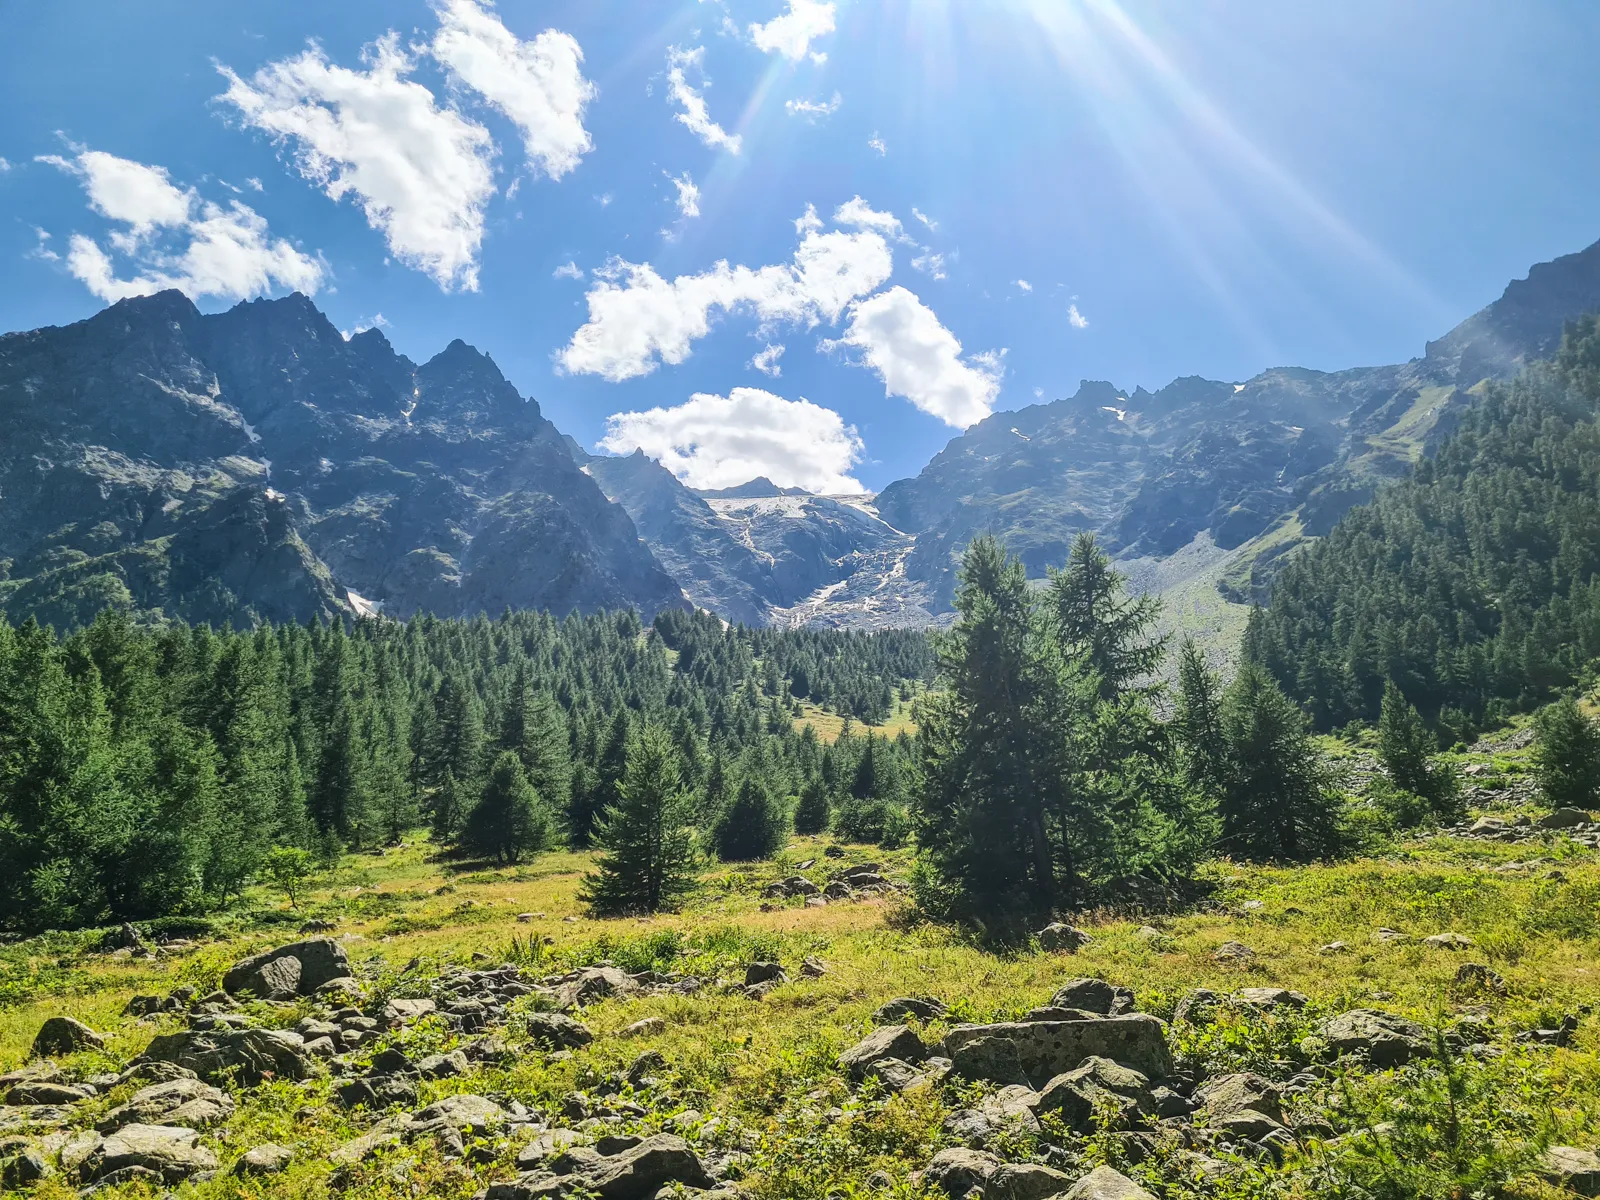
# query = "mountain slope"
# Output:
<box><xmin>876</xmin><ymin>237</ymin><xmax>1600</xmax><ymax>608</ymax></box>
<box><xmin>0</xmin><ymin>291</ymin><xmax>685</xmax><ymax>629</ymax></box>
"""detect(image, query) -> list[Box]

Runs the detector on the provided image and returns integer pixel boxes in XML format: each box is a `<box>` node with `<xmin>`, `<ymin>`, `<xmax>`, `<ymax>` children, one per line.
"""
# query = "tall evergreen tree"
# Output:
<box><xmin>581</xmin><ymin>724</ymin><xmax>699</xmax><ymax>915</ymax></box>
<box><xmin>1532</xmin><ymin>698</ymin><xmax>1600</xmax><ymax>810</ymax></box>
<box><xmin>1218</xmin><ymin>665</ymin><xmax>1342</xmax><ymax>861</ymax></box>
<box><xmin>571</xmin><ymin>709</ymin><xmax>629</xmax><ymax>848</ymax></box>
<box><xmin>1377</xmin><ymin>680</ymin><xmax>1460</xmax><ymax>820</ymax></box>
<box><xmin>713</xmin><ymin>775</ymin><xmax>789</xmax><ymax>861</ymax></box>
<box><xmin>461</xmin><ymin>752</ymin><xmax>554</xmax><ymax>864</ymax></box>
<box><xmin>794</xmin><ymin>775</ymin><xmax>831</xmax><ymax>835</ymax></box>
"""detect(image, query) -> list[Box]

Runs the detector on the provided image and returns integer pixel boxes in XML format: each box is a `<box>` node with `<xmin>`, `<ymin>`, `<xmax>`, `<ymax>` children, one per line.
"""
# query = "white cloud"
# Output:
<box><xmin>600</xmin><ymin>386</ymin><xmax>864</xmax><ymax>493</ymax></box>
<box><xmin>0</xmin><ymin>157</ymin><xmax>12</xmax><ymax>172</ymax></box>
<box><xmin>785</xmin><ymin>92</ymin><xmax>841</xmax><ymax>121</ymax></box>
<box><xmin>245</xmin><ymin>176</ymin><xmax>264</xmax><ymax>191</ymax></box>
<box><xmin>793</xmin><ymin>203</ymin><xmax>823</xmax><ymax>236</ymax></box>
<box><xmin>749</xmin><ymin>0</ymin><xmax>836</xmax><ymax>61</ymax></box>
<box><xmin>911</xmin><ymin>251</ymin><xmax>946</xmax><ymax>280</ymax></box>
<box><xmin>825</xmin><ymin>286</ymin><xmax>1002</xmax><ymax>427</ymax></box>
<box><xmin>218</xmin><ymin>33</ymin><xmax>496</xmax><ymax>291</ymax></box>
<box><xmin>750</xmin><ymin>343</ymin><xmax>785</xmax><ymax>376</ymax></box>
<box><xmin>40</xmin><ymin>148</ymin><xmax>324</xmax><ymax>304</ymax></box>
<box><xmin>665</xmin><ymin>46</ymin><xmax>742</xmax><ymax>154</ymax></box>
<box><xmin>559</xmin><ymin>213</ymin><xmax>893</xmax><ymax>381</ymax></box>
<box><xmin>834</xmin><ymin>195</ymin><xmax>904</xmax><ymax>240</ymax></box>
<box><xmin>27</xmin><ymin>227</ymin><xmax>59</xmax><ymax>262</ymax></box>
<box><xmin>912</xmin><ymin>207</ymin><xmax>937</xmax><ymax>231</ymax></box>
<box><xmin>1068</xmin><ymin>303</ymin><xmax>1088</xmax><ymax>329</ymax></box>
<box><xmin>867</xmin><ymin>132</ymin><xmax>887</xmax><ymax>156</ymax></box>
<box><xmin>665</xmin><ymin>170</ymin><xmax>701</xmax><ymax>218</ymax></box>
<box><xmin>553</xmin><ymin>259</ymin><xmax>583</xmax><ymax>280</ymax></box>
<box><xmin>430</xmin><ymin>0</ymin><xmax>595</xmax><ymax>180</ymax></box>
<box><xmin>1014</xmin><ymin>279</ymin><xmax>1033</xmax><ymax>292</ymax></box>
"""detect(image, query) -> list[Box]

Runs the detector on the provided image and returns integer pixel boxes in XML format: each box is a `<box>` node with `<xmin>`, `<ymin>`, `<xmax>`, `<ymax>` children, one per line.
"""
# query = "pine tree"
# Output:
<box><xmin>914</xmin><ymin>536</ymin><xmax>1052</xmax><ymax>919</ymax></box>
<box><xmin>794</xmin><ymin>775</ymin><xmax>831</xmax><ymax>834</ymax></box>
<box><xmin>1218</xmin><ymin>665</ymin><xmax>1343</xmax><ymax>862</ymax></box>
<box><xmin>571</xmin><ymin>709</ymin><xmax>629</xmax><ymax>848</ymax></box>
<box><xmin>581</xmin><ymin>723</ymin><xmax>699</xmax><ymax>915</ymax></box>
<box><xmin>713</xmin><ymin>775</ymin><xmax>789</xmax><ymax>861</ymax></box>
<box><xmin>1377</xmin><ymin>680</ymin><xmax>1460</xmax><ymax>821</ymax></box>
<box><xmin>1048</xmin><ymin>533</ymin><xmax>1166</xmax><ymax>701</ymax></box>
<box><xmin>461</xmin><ymin>752</ymin><xmax>554</xmax><ymax>864</ymax></box>
<box><xmin>1532</xmin><ymin>698</ymin><xmax>1600</xmax><ymax>810</ymax></box>
<box><xmin>1175</xmin><ymin>638</ymin><xmax>1229</xmax><ymax>802</ymax></box>
<box><xmin>432</xmin><ymin>768</ymin><xmax>467</xmax><ymax>842</ymax></box>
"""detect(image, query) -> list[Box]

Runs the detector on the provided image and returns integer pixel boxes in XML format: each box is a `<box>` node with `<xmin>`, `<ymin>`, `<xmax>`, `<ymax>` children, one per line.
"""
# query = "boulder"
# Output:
<box><xmin>6</xmin><ymin>1082</ymin><xmax>92</xmax><ymax>1105</ymax></box>
<box><xmin>1064</xmin><ymin>1165</ymin><xmax>1156</xmax><ymax>1200</ymax></box>
<box><xmin>31</xmin><ymin>1016</ymin><xmax>105</xmax><ymax>1058</ymax></box>
<box><xmin>84</xmin><ymin>1123</ymin><xmax>218</xmax><ymax>1183</ymax></box>
<box><xmin>863</xmin><ymin>1058</ymin><xmax>932</xmax><ymax>1094</ymax></box>
<box><xmin>143</xmin><ymin>1027</ymin><xmax>318</xmax><ymax>1086</ymax></box>
<box><xmin>745</xmin><ymin>962</ymin><xmax>786</xmax><ymax>986</ymax></box>
<box><xmin>1034</xmin><ymin>1056</ymin><xmax>1153</xmax><ymax>1132</ymax></box>
<box><xmin>408</xmin><ymin>1094</ymin><xmax>505</xmax><ymax>1137</ymax></box>
<box><xmin>839</xmin><ymin>1025</ymin><xmax>926</xmax><ymax>1079</ymax></box>
<box><xmin>1038</xmin><ymin>923</ymin><xmax>1092</xmax><ymax>953</ymax></box>
<box><xmin>1453</xmin><ymin>962</ymin><xmax>1508</xmax><ymax>995</ymax></box>
<box><xmin>989</xmin><ymin>1162</ymin><xmax>1076</xmax><ymax>1200</ymax></box>
<box><xmin>489</xmin><ymin>1133</ymin><xmax>712</xmax><ymax>1199</ymax></box>
<box><xmin>382</xmin><ymin>997</ymin><xmax>437</xmax><ymax>1026</ymax></box>
<box><xmin>1235</xmin><ymin>987</ymin><xmax>1308</xmax><ymax>1010</ymax></box>
<box><xmin>329</xmin><ymin>1116</ymin><xmax>409</xmax><ymax>1166</ymax></box>
<box><xmin>920</xmin><ymin>1147</ymin><xmax>1002</xmax><ymax>1198</ymax></box>
<box><xmin>524</xmin><ymin>1012</ymin><xmax>595</xmax><ymax>1051</ymax></box>
<box><xmin>944</xmin><ymin>1015</ymin><xmax>1172</xmax><ymax>1086</ymax></box>
<box><xmin>619</xmin><ymin>1018</ymin><xmax>666</xmax><ymax>1039</ymax></box>
<box><xmin>98</xmin><ymin>1078</ymin><xmax>234</xmax><ymax>1131</ymax></box>
<box><xmin>1173</xmin><ymin>988</ymin><xmax>1223</xmax><ymax>1025</ymax></box>
<box><xmin>1193</xmin><ymin>1072</ymin><xmax>1285</xmax><ymax>1137</ymax></box>
<box><xmin>1423</xmin><ymin>933</ymin><xmax>1474</xmax><ymax>950</ymax></box>
<box><xmin>231</xmin><ymin>954</ymin><xmax>302</xmax><ymax>1000</ymax></box>
<box><xmin>223</xmin><ymin>938</ymin><xmax>351</xmax><ymax>998</ymax></box>
<box><xmin>515</xmin><ymin>1129</ymin><xmax>582</xmax><ymax>1171</ymax></box>
<box><xmin>0</xmin><ymin>1140</ymin><xmax>52</xmax><ymax>1187</ymax></box>
<box><xmin>1539</xmin><ymin>807</ymin><xmax>1594</xmax><ymax>830</ymax></box>
<box><xmin>1212</xmin><ymin>941</ymin><xmax>1255</xmax><ymax>963</ymax></box>
<box><xmin>873</xmin><ymin>997</ymin><xmax>948</xmax><ymax>1024</ymax></box>
<box><xmin>1318</xmin><ymin>1010</ymin><xmax>1430</xmax><ymax>1067</ymax></box>
<box><xmin>556</xmin><ymin>966</ymin><xmax>640</xmax><ymax>1009</ymax></box>
<box><xmin>1050</xmin><ymin>979</ymin><xmax>1133</xmax><ymax>1016</ymax></box>
<box><xmin>235</xmin><ymin>1143</ymin><xmax>294</xmax><ymax>1175</ymax></box>
<box><xmin>1539</xmin><ymin>1146</ymin><xmax>1600</xmax><ymax>1197</ymax></box>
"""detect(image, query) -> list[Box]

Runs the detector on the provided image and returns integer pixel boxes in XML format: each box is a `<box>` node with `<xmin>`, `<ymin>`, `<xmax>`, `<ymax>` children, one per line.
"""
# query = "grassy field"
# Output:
<box><xmin>4</xmin><ymin>744</ymin><xmax>1600</xmax><ymax>1198</ymax></box>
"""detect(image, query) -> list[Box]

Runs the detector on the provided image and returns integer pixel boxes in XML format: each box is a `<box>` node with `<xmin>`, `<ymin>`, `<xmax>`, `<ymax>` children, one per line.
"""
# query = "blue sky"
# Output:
<box><xmin>2</xmin><ymin>1</ymin><xmax>1597</xmax><ymax>493</ymax></box>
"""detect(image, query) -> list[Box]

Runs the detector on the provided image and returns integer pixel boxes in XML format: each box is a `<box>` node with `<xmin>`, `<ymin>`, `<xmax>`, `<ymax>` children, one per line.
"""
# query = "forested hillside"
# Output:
<box><xmin>1248</xmin><ymin>315</ymin><xmax>1600</xmax><ymax>731</ymax></box>
<box><xmin>0</xmin><ymin>607</ymin><xmax>930</xmax><ymax>933</ymax></box>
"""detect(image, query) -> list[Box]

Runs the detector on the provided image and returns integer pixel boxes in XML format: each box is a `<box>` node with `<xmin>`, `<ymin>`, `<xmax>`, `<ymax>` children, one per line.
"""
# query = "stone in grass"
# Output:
<box><xmin>524</xmin><ymin>1012</ymin><xmax>595</xmax><ymax>1051</ymax></box>
<box><xmin>1034</xmin><ymin>1056</ymin><xmax>1152</xmax><ymax>1133</ymax></box>
<box><xmin>1539</xmin><ymin>1146</ymin><xmax>1600</xmax><ymax>1197</ymax></box>
<box><xmin>97</xmin><ymin>1078</ymin><xmax>235</xmax><ymax>1132</ymax></box>
<box><xmin>873</xmin><ymin>997</ymin><xmax>948</xmax><ymax>1024</ymax></box>
<box><xmin>222</xmin><ymin>937</ymin><xmax>351</xmax><ymax>998</ymax></box>
<box><xmin>489</xmin><ymin>1133</ymin><xmax>712</xmax><ymax>1199</ymax></box>
<box><xmin>1423</xmin><ymin>932</ymin><xmax>1475</xmax><ymax>950</ymax></box>
<box><xmin>988</xmin><ymin>1161</ymin><xmax>1077</xmax><ymax>1200</ymax></box>
<box><xmin>619</xmin><ymin>1018</ymin><xmax>666</xmax><ymax>1039</ymax></box>
<box><xmin>1064</xmin><ymin>1165</ymin><xmax>1157</xmax><ymax>1200</ymax></box>
<box><xmin>84</xmin><ymin>1123</ymin><xmax>218</xmax><ymax>1183</ymax></box>
<box><xmin>1452</xmin><ymin>962</ymin><xmax>1508</xmax><ymax>996</ymax></box>
<box><xmin>919</xmin><ymin>1147</ymin><xmax>1002</xmax><ymax>1198</ymax></box>
<box><xmin>1212</xmin><ymin>941</ymin><xmax>1255</xmax><ymax>963</ymax></box>
<box><xmin>31</xmin><ymin>1016</ymin><xmax>105</xmax><ymax>1059</ymax></box>
<box><xmin>838</xmin><ymin>1025</ymin><xmax>926</xmax><ymax>1080</ymax></box>
<box><xmin>1049</xmin><ymin>979</ymin><xmax>1133</xmax><ymax>1016</ymax></box>
<box><xmin>1538</xmin><ymin>807</ymin><xmax>1594</xmax><ymax>830</ymax></box>
<box><xmin>0</xmin><ymin>1141</ymin><xmax>53</xmax><ymax>1187</ymax></box>
<box><xmin>234</xmin><ymin>1144</ymin><xmax>294</xmax><ymax>1176</ymax></box>
<box><xmin>944</xmin><ymin>1015</ymin><xmax>1173</xmax><ymax>1086</ymax></box>
<box><xmin>1038</xmin><ymin>923</ymin><xmax>1092</xmax><ymax>953</ymax></box>
<box><xmin>407</xmin><ymin>1094</ymin><xmax>505</xmax><ymax>1138</ymax></box>
<box><xmin>745</xmin><ymin>962</ymin><xmax>787</xmax><ymax>986</ymax></box>
<box><xmin>1318</xmin><ymin>1010</ymin><xmax>1430</xmax><ymax>1067</ymax></box>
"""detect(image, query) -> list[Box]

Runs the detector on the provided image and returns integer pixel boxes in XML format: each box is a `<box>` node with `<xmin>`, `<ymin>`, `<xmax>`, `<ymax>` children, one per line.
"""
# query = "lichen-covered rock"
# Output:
<box><xmin>98</xmin><ymin>1078</ymin><xmax>235</xmax><ymax>1132</ymax></box>
<box><xmin>142</xmin><ymin>1027</ymin><xmax>317</xmax><ymax>1086</ymax></box>
<box><xmin>1049</xmin><ymin>979</ymin><xmax>1132</xmax><ymax>1016</ymax></box>
<box><xmin>524</xmin><ymin>1012</ymin><xmax>595</xmax><ymax>1051</ymax></box>
<box><xmin>223</xmin><ymin>938</ymin><xmax>351</xmax><ymax>998</ymax></box>
<box><xmin>874</xmin><ymin>997</ymin><xmax>948</xmax><ymax>1024</ymax></box>
<box><xmin>1034</xmin><ymin>1056</ymin><xmax>1153</xmax><ymax>1132</ymax></box>
<box><xmin>1064</xmin><ymin>1165</ymin><xmax>1157</xmax><ymax>1200</ymax></box>
<box><xmin>919</xmin><ymin>1147</ymin><xmax>1002</xmax><ymax>1198</ymax></box>
<box><xmin>1318</xmin><ymin>1010</ymin><xmax>1429</xmax><ymax>1067</ymax></box>
<box><xmin>84</xmin><ymin>1123</ymin><xmax>218</xmax><ymax>1183</ymax></box>
<box><xmin>944</xmin><ymin>1015</ymin><xmax>1172</xmax><ymax>1086</ymax></box>
<box><xmin>31</xmin><ymin>1017</ymin><xmax>105</xmax><ymax>1059</ymax></box>
<box><xmin>1539</xmin><ymin>1146</ymin><xmax>1600</xmax><ymax>1197</ymax></box>
<box><xmin>407</xmin><ymin>1094</ymin><xmax>505</xmax><ymax>1137</ymax></box>
<box><xmin>489</xmin><ymin>1133</ymin><xmax>712</xmax><ymax>1199</ymax></box>
<box><xmin>839</xmin><ymin>1025</ymin><xmax>927</xmax><ymax>1079</ymax></box>
<box><xmin>990</xmin><ymin>1161</ymin><xmax>1076</xmax><ymax>1200</ymax></box>
<box><xmin>235</xmin><ymin>1143</ymin><xmax>294</xmax><ymax>1175</ymax></box>
<box><xmin>555</xmin><ymin>966</ymin><xmax>639</xmax><ymax>1010</ymax></box>
<box><xmin>1038</xmin><ymin>924</ymin><xmax>1091</xmax><ymax>953</ymax></box>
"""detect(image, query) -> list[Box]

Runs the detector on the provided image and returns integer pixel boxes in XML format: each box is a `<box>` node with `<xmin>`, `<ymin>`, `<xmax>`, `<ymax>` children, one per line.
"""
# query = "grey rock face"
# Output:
<box><xmin>1539</xmin><ymin>1146</ymin><xmax>1600</xmax><ymax>1197</ymax></box>
<box><xmin>944</xmin><ymin>1015</ymin><xmax>1173</xmax><ymax>1086</ymax></box>
<box><xmin>30</xmin><ymin>1016</ymin><xmax>104</xmax><ymax>1058</ymax></box>
<box><xmin>84</xmin><ymin>1123</ymin><xmax>218</xmax><ymax>1183</ymax></box>
<box><xmin>1049</xmin><ymin>978</ymin><xmax>1133</xmax><ymax>1016</ymax></box>
<box><xmin>523</xmin><ymin>1012</ymin><xmax>594</xmax><ymax>1051</ymax></box>
<box><xmin>235</xmin><ymin>1143</ymin><xmax>294</xmax><ymax>1175</ymax></box>
<box><xmin>839</xmin><ymin>1026</ymin><xmax>927</xmax><ymax>1079</ymax></box>
<box><xmin>142</xmin><ymin>1027</ymin><xmax>317</xmax><ymax>1086</ymax></box>
<box><xmin>223</xmin><ymin>937</ymin><xmax>350</xmax><ymax>997</ymax></box>
<box><xmin>487</xmin><ymin>1133</ymin><xmax>712</xmax><ymax>1199</ymax></box>
<box><xmin>98</xmin><ymin>1078</ymin><xmax>234</xmax><ymax>1131</ymax></box>
<box><xmin>1034</xmin><ymin>1056</ymin><xmax>1154</xmax><ymax>1132</ymax></box>
<box><xmin>1064</xmin><ymin>1164</ymin><xmax>1158</xmax><ymax>1200</ymax></box>
<box><xmin>1318</xmin><ymin>1009</ymin><xmax>1430</xmax><ymax>1067</ymax></box>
